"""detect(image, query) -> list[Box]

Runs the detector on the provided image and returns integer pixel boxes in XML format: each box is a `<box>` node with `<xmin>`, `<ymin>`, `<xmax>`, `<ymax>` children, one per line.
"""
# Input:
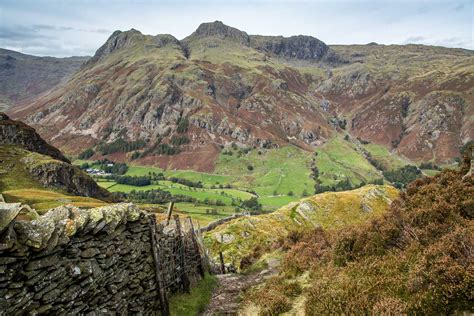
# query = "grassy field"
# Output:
<box><xmin>214</xmin><ymin>146</ymin><xmax>316</xmax><ymax>207</ymax></box>
<box><xmin>74</xmin><ymin>141</ymin><xmax>397</xmax><ymax>215</ymax></box>
<box><xmin>125</xmin><ymin>165</ymin><xmax>231</xmax><ymax>186</ymax></box>
<box><xmin>174</xmin><ymin>202</ymin><xmax>237</xmax><ymax>225</ymax></box>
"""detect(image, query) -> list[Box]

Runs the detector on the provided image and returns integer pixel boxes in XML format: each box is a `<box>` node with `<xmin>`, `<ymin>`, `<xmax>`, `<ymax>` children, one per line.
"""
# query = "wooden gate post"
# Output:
<box><xmin>187</xmin><ymin>217</ymin><xmax>205</xmax><ymax>277</ymax></box>
<box><xmin>219</xmin><ymin>251</ymin><xmax>226</xmax><ymax>274</ymax></box>
<box><xmin>165</xmin><ymin>201</ymin><xmax>174</xmax><ymax>226</ymax></box>
<box><xmin>148</xmin><ymin>215</ymin><xmax>169</xmax><ymax>316</ymax></box>
<box><xmin>174</xmin><ymin>215</ymin><xmax>191</xmax><ymax>293</ymax></box>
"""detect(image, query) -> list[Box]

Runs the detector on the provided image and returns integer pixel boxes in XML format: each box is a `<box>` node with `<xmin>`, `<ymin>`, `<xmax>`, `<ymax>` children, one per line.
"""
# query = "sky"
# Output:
<box><xmin>0</xmin><ymin>0</ymin><xmax>472</xmax><ymax>57</ymax></box>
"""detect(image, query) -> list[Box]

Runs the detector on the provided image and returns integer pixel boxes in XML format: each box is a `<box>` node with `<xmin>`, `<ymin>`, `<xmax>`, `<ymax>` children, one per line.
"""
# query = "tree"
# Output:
<box><xmin>241</xmin><ymin>197</ymin><xmax>262</xmax><ymax>211</ymax></box>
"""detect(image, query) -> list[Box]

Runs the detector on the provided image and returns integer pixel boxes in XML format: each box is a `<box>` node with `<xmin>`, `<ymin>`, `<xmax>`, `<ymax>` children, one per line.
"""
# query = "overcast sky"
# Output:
<box><xmin>0</xmin><ymin>0</ymin><xmax>472</xmax><ymax>57</ymax></box>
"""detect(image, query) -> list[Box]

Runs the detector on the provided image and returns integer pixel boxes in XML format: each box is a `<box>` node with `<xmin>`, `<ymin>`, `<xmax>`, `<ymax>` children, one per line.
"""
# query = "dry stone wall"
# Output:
<box><xmin>0</xmin><ymin>203</ymin><xmax>206</xmax><ymax>315</ymax></box>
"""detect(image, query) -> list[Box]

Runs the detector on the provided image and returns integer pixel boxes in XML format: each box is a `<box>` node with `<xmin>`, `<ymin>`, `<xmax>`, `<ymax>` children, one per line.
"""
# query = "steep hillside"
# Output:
<box><xmin>0</xmin><ymin>112</ymin><xmax>68</xmax><ymax>162</ymax></box>
<box><xmin>0</xmin><ymin>49</ymin><xmax>87</xmax><ymax>110</ymax></box>
<box><xmin>9</xmin><ymin>21</ymin><xmax>473</xmax><ymax>169</ymax></box>
<box><xmin>244</xmin><ymin>157</ymin><xmax>473</xmax><ymax>314</ymax></box>
<box><xmin>327</xmin><ymin>44</ymin><xmax>474</xmax><ymax>162</ymax></box>
<box><xmin>0</xmin><ymin>113</ymin><xmax>112</xmax><ymax>209</ymax></box>
<box><xmin>204</xmin><ymin>184</ymin><xmax>398</xmax><ymax>269</ymax></box>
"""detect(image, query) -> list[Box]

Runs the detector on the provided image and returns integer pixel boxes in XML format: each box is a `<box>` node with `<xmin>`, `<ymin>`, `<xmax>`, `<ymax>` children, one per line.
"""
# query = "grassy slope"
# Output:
<box><xmin>315</xmin><ymin>137</ymin><xmax>381</xmax><ymax>186</ymax></box>
<box><xmin>204</xmin><ymin>184</ymin><xmax>399</xmax><ymax>269</ymax></box>
<box><xmin>363</xmin><ymin>142</ymin><xmax>411</xmax><ymax>171</ymax></box>
<box><xmin>0</xmin><ymin>146</ymin><xmax>107</xmax><ymax>212</ymax></box>
<box><xmin>258</xmin><ymin>168</ymin><xmax>473</xmax><ymax>315</ymax></box>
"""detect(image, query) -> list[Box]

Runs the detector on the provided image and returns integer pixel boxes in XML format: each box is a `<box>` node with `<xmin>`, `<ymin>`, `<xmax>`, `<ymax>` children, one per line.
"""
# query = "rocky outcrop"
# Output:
<box><xmin>22</xmin><ymin>156</ymin><xmax>111</xmax><ymax>199</ymax></box>
<box><xmin>0</xmin><ymin>113</ymin><xmax>69</xmax><ymax>162</ymax></box>
<box><xmin>250</xmin><ymin>35</ymin><xmax>329</xmax><ymax>60</ymax></box>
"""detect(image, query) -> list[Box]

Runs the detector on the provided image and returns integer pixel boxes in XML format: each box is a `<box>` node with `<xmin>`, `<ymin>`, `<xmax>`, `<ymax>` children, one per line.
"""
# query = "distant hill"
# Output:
<box><xmin>8</xmin><ymin>21</ymin><xmax>473</xmax><ymax>169</ymax></box>
<box><xmin>0</xmin><ymin>48</ymin><xmax>88</xmax><ymax>110</ymax></box>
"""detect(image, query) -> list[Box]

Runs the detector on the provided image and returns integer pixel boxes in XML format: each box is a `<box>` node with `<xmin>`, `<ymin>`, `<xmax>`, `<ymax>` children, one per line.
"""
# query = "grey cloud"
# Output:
<box><xmin>56</xmin><ymin>25</ymin><xmax>112</xmax><ymax>34</ymax></box>
<box><xmin>402</xmin><ymin>35</ymin><xmax>472</xmax><ymax>49</ymax></box>
<box><xmin>454</xmin><ymin>2</ymin><xmax>468</xmax><ymax>11</ymax></box>
<box><xmin>33</xmin><ymin>24</ymin><xmax>56</xmax><ymax>30</ymax></box>
<box><xmin>434</xmin><ymin>37</ymin><xmax>472</xmax><ymax>49</ymax></box>
<box><xmin>0</xmin><ymin>25</ymin><xmax>52</xmax><ymax>41</ymax></box>
<box><xmin>402</xmin><ymin>36</ymin><xmax>425</xmax><ymax>44</ymax></box>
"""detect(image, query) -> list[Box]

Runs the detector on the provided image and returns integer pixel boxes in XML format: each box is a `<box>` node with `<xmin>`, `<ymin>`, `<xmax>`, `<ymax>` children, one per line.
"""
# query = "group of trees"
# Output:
<box><xmin>97</xmin><ymin>138</ymin><xmax>147</xmax><ymax>155</ymax></box>
<box><xmin>170</xmin><ymin>135</ymin><xmax>190</xmax><ymax>146</ymax></box>
<box><xmin>155</xmin><ymin>143</ymin><xmax>181</xmax><ymax>155</ymax></box>
<box><xmin>125</xmin><ymin>189</ymin><xmax>195</xmax><ymax>204</ymax></box>
<box><xmin>383</xmin><ymin>165</ymin><xmax>421</xmax><ymax>189</ymax></box>
<box><xmin>115</xmin><ymin>175</ymin><xmax>151</xmax><ymax>186</ymax></box>
<box><xmin>78</xmin><ymin>148</ymin><xmax>94</xmax><ymax>159</ymax></box>
<box><xmin>168</xmin><ymin>177</ymin><xmax>203</xmax><ymax>188</ymax></box>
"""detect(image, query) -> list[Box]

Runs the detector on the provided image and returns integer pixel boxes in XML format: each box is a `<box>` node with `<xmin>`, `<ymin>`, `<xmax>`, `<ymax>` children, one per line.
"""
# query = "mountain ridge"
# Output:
<box><xmin>7</xmin><ymin>21</ymin><xmax>473</xmax><ymax>170</ymax></box>
<box><xmin>0</xmin><ymin>48</ymin><xmax>88</xmax><ymax>111</ymax></box>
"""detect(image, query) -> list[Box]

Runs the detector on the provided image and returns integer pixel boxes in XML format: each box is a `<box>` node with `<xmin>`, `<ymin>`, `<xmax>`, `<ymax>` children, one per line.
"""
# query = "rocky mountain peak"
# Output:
<box><xmin>85</xmin><ymin>28</ymin><xmax>145</xmax><ymax>65</ymax></box>
<box><xmin>186</xmin><ymin>21</ymin><xmax>250</xmax><ymax>45</ymax></box>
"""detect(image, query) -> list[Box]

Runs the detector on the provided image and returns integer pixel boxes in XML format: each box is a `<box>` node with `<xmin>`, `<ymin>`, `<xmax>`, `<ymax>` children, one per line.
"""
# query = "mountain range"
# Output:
<box><xmin>0</xmin><ymin>48</ymin><xmax>87</xmax><ymax>111</ymax></box>
<box><xmin>7</xmin><ymin>21</ymin><xmax>474</xmax><ymax>171</ymax></box>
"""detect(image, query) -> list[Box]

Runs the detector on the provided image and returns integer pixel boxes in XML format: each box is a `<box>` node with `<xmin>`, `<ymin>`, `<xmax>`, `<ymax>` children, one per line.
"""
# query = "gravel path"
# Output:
<box><xmin>203</xmin><ymin>268</ymin><xmax>277</xmax><ymax>315</ymax></box>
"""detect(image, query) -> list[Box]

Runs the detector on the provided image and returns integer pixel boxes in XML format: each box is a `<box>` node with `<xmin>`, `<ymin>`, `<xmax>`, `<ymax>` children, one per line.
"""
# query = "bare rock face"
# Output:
<box><xmin>0</xmin><ymin>112</ymin><xmax>69</xmax><ymax>163</ymax></box>
<box><xmin>250</xmin><ymin>35</ymin><xmax>329</xmax><ymax>60</ymax></box>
